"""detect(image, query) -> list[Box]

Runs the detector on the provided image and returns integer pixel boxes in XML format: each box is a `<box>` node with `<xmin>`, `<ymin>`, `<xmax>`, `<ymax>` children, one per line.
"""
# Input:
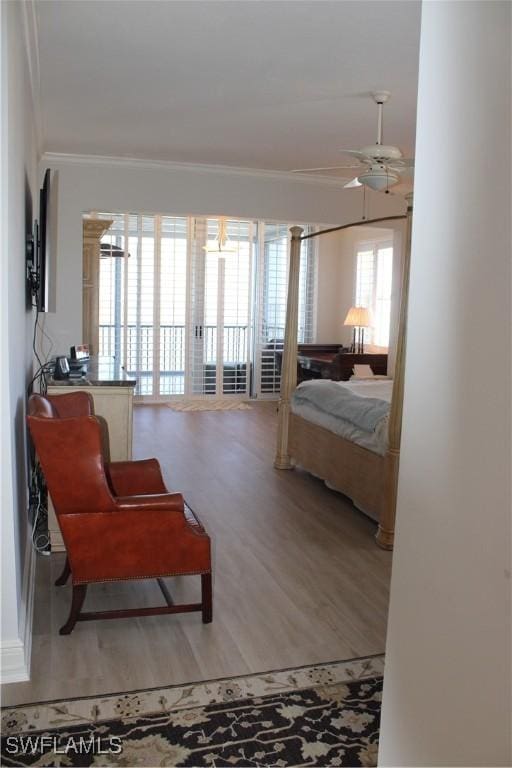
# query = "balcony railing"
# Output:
<box><xmin>99</xmin><ymin>324</ymin><xmax>249</xmax><ymax>395</ymax></box>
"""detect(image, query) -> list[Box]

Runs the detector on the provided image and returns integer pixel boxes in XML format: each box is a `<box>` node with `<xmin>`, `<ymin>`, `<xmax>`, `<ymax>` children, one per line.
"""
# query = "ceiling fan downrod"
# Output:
<box><xmin>373</xmin><ymin>90</ymin><xmax>391</xmax><ymax>146</ymax></box>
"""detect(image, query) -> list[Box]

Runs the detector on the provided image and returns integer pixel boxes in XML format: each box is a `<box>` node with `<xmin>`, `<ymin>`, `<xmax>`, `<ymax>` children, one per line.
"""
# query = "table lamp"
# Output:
<box><xmin>344</xmin><ymin>306</ymin><xmax>373</xmax><ymax>353</ymax></box>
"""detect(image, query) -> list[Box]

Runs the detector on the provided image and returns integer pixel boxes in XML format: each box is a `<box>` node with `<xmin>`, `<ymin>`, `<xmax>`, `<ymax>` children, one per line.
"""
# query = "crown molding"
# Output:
<box><xmin>41</xmin><ymin>152</ymin><xmax>354</xmax><ymax>189</ymax></box>
<box><xmin>20</xmin><ymin>0</ymin><xmax>43</xmax><ymax>157</ymax></box>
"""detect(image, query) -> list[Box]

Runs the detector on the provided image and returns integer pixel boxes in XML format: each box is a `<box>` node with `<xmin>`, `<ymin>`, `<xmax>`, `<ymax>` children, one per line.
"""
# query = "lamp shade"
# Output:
<box><xmin>344</xmin><ymin>306</ymin><xmax>373</xmax><ymax>328</ymax></box>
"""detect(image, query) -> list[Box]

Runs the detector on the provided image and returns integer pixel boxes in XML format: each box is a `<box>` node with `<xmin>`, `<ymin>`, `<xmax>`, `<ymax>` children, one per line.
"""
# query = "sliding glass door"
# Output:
<box><xmin>96</xmin><ymin>213</ymin><xmax>315</xmax><ymax>400</ymax></box>
<box><xmin>189</xmin><ymin>219</ymin><xmax>253</xmax><ymax>397</ymax></box>
<box><xmin>98</xmin><ymin>214</ymin><xmax>189</xmax><ymax>396</ymax></box>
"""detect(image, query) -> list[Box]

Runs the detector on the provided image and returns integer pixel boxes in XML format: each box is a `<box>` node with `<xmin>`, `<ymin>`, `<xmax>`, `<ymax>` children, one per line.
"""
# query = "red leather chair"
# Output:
<box><xmin>27</xmin><ymin>391</ymin><xmax>212</xmax><ymax>635</ymax></box>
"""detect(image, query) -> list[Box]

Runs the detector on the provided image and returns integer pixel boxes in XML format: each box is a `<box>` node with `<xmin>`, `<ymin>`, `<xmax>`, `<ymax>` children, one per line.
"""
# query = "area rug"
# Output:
<box><xmin>166</xmin><ymin>400</ymin><xmax>252</xmax><ymax>412</ymax></box>
<box><xmin>1</xmin><ymin>654</ymin><xmax>384</xmax><ymax>767</ymax></box>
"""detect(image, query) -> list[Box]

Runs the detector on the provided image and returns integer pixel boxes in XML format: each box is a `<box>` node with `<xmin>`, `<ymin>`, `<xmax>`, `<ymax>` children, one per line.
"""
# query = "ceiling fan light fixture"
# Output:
<box><xmin>357</xmin><ymin>168</ymin><xmax>400</xmax><ymax>191</ymax></box>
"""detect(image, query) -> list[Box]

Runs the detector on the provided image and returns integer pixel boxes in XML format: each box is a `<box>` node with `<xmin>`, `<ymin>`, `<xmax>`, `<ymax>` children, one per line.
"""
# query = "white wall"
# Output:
<box><xmin>379</xmin><ymin>2</ymin><xmax>511</xmax><ymax>765</ymax></box>
<box><xmin>40</xmin><ymin>154</ymin><xmax>405</xmax><ymax>354</ymax></box>
<box><xmin>1</xmin><ymin>1</ymin><xmax>39</xmax><ymax>681</ymax></box>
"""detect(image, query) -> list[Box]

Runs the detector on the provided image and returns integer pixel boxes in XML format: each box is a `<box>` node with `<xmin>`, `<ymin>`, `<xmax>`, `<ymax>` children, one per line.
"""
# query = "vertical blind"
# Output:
<box><xmin>96</xmin><ymin>213</ymin><xmax>316</xmax><ymax>398</ymax></box>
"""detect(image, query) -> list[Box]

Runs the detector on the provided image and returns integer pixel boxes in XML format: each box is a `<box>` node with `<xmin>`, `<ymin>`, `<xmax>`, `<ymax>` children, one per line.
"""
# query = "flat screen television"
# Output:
<box><xmin>36</xmin><ymin>169</ymin><xmax>57</xmax><ymax>312</ymax></box>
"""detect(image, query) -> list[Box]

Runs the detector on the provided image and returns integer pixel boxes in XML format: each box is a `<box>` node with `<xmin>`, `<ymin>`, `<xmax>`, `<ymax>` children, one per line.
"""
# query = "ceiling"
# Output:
<box><xmin>36</xmin><ymin>1</ymin><xmax>421</xmax><ymax>176</ymax></box>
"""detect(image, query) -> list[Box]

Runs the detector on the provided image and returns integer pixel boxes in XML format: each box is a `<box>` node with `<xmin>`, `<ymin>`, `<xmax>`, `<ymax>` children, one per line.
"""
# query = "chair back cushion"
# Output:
<box><xmin>29</xmin><ymin>391</ymin><xmax>94</xmax><ymax>419</ymax></box>
<box><xmin>27</xmin><ymin>394</ymin><xmax>115</xmax><ymax>516</ymax></box>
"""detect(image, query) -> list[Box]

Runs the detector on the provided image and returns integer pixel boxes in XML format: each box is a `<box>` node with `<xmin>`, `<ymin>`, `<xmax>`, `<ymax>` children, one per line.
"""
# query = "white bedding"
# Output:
<box><xmin>290</xmin><ymin>378</ymin><xmax>393</xmax><ymax>455</ymax></box>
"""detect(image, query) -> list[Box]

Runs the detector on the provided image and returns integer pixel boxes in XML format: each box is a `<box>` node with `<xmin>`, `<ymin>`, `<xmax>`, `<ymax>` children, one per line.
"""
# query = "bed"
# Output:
<box><xmin>274</xmin><ymin>208</ymin><xmax>412</xmax><ymax>550</ymax></box>
<box><xmin>289</xmin><ymin>378</ymin><xmax>392</xmax><ymax>528</ymax></box>
<box><xmin>291</xmin><ymin>379</ymin><xmax>392</xmax><ymax>457</ymax></box>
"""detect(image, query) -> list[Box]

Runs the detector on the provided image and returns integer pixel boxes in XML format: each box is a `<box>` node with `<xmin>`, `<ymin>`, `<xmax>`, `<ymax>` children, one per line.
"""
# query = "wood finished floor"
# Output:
<box><xmin>2</xmin><ymin>402</ymin><xmax>392</xmax><ymax>706</ymax></box>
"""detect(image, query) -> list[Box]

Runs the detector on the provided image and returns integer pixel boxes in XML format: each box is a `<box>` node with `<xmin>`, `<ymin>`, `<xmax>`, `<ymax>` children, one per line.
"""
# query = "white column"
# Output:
<box><xmin>379</xmin><ymin>2</ymin><xmax>511</xmax><ymax>766</ymax></box>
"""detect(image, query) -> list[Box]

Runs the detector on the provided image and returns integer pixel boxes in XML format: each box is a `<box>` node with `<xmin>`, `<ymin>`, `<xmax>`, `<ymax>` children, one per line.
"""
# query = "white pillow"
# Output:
<box><xmin>352</xmin><ymin>364</ymin><xmax>374</xmax><ymax>378</ymax></box>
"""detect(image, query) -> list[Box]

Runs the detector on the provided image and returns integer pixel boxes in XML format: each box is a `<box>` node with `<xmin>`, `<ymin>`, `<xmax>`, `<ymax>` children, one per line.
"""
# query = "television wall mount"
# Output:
<box><xmin>26</xmin><ymin>220</ymin><xmax>40</xmax><ymax>298</ymax></box>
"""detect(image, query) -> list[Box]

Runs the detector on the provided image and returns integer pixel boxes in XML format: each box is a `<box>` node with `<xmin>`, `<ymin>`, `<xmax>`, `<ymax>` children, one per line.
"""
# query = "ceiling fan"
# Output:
<box><xmin>292</xmin><ymin>91</ymin><xmax>414</xmax><ymax>192</ymax></box>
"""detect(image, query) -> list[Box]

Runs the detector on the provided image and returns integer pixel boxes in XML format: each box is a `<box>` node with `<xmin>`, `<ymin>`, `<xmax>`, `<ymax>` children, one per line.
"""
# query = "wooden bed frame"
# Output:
<box><xmin>288</xmin><ymin>413</ymin><xmax>387</xmax><ymax>523</ymax></box>
<box><xmin>274</xmin><ymin>207</ymin><xmax>412</xmax><ymax>550</ymax></box>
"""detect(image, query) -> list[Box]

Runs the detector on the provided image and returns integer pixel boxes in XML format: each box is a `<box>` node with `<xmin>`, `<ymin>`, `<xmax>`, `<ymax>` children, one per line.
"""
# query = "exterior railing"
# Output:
<box><xmin>99</xmin><ymin>324</ymin><xmax>249</xmax><ymax>395</ymax></box>
<box><xmin>98</xmin><ymin>323</ymin><xmax>292</xmax><ymax>396</ymax></box>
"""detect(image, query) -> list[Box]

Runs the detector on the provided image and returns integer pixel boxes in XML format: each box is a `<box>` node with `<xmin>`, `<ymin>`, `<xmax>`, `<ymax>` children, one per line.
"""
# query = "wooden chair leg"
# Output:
<box><xmin>201</xmin><ymin>573</ymin><xmax>212</xmax><ymax>624</ymax></box>
<box><xmin>55</xmin><ymin>557</ymin><xmax>71</xmax><ymax>586</ymax></box>
<box><xmin>60</xmin><ymin>584</ymin><xmax>87</xmax><ymax>635</ymax></box>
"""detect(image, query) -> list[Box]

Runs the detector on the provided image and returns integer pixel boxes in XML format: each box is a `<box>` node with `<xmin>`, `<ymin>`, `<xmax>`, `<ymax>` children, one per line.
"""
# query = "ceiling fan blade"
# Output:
<box><xmin>387</xmin><ymin>166</ymin><xmax>414</xmax><ymax>178</ymax></box>
<box><xmin>344</xmin><ymin>177</ymin><xmax>362</xmax><ymax>188</ymax></box>
<box><xmin>338</xmin><ymin>150</ymin><xmax>373</xmax><ymax>165</ymax></box>
<box><xmin>291</xmin><ymin>165</ymin><xmax>363</xmax><ymax>173</ymax></box>
<box><xmin>387</xmin><ymin>158</ymin><xmax>415</xmax><ymax>169</ymax></box>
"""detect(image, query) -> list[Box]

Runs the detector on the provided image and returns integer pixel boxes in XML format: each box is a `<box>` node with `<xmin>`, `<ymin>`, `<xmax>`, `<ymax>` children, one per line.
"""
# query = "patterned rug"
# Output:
<box><xmin>166</xmin><ymin>400</ymin><xmax>252</xmax><ymax>412</ymax></box>
<box><xmin>1</xmin><ymin>655</ymin><xmax>383</xmax><ymax>767</ymax></box>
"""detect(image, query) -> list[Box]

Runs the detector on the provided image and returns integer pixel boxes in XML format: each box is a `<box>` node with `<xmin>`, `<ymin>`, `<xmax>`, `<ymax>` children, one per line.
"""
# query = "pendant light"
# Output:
<box><xmin>203</xmin><ymin>218</ymin><xmax>237</xmax><ymax>254</ymax></box>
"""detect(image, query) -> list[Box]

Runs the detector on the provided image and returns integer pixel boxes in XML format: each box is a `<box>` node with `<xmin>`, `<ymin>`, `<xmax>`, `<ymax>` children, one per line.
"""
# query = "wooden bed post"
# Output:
<box><xmin>274</xmin><ymin>226</ymin><xmax>304</xmax><ymax>469</ymax></box>
<box><xmin>376</xmin><ymin>198</ymin><xmax>413</xmax><ymax>549</ymax></box>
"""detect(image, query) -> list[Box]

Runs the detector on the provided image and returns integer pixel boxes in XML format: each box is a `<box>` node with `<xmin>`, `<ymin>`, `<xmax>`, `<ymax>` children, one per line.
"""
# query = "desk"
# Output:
<box><xmin>47</xmin><ymin>357</ymin><xmax>136</xmax><ymax>551</ymax></box>
<box><xmin>299</xmin><ymin>351</ymin><xmax>388</xmax><ymax>382</ymax></box>
<box><xmin>276</xmin><ymin>345</ymin><xmax>388</xmax><ymax>383</ymax></box>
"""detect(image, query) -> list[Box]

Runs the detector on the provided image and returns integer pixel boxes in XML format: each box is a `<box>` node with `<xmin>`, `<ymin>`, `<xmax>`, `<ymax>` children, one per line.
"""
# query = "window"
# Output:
<box><xmin>355</xmin><ymin>240</ymin><xmax>393</xmax><ymax>347</ymax></box>
<box><xmin>94</xmin><ymin>213</ymin><xmax>316</xmax><ymax>399</ymax></box>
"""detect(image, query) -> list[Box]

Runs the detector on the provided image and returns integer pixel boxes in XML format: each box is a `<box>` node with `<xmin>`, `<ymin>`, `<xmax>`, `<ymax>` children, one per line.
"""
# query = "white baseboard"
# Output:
<box><xmin>0</xmin><ymin>639</ymin><xmax>30</xmax><ymax>683</ymax></box>
<box><xmin>0</xmin><ymin>538</ymin><xmax>36</xmax><ymax>683</ymax></box>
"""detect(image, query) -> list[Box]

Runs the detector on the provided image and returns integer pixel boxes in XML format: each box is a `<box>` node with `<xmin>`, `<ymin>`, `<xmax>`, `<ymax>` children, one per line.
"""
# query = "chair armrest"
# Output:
<box><xmin>115</xmin><ymin>492</ymin><xmax>184</xmax><ymax>513</ymax></box>
<box><xmin>106</xmin><ymin>458</ymin><xmax>168</xmax><ymax>497</ymax></box>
